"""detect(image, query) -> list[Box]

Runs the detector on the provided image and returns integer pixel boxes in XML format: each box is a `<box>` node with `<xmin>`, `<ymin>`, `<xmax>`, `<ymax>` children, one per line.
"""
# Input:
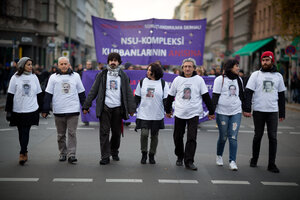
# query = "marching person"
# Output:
<box><xmin>135</xmin><ymin>63</ymin><xmax>169</xmax><ymax>164</ymax></box>
<box><xmin>42</xmin><ymin>57</ymin><xmax>86</xmax><ymax>164</ymax></box>
<box><xmin>82</xmin><ymin>52</ymin><xmax>136</xmax><ymax>165</ymax></box>
<box><xmin>5</xmin><ymin>57</ymin><xmax>43</xmax><ymax>165</ymax></box>
<box><xmin>243</xmin><ymin>51</ymin><xmax>286</xmax><ymax>173</ymax></box>
<box><xmin>211</xmin><ymin>59</ymin><xmax>245</xmax><ymax>171</ymax></box>
<box><xmin>165</xmin><ymin>58</ymin><xmax>215</xmax><ymax>171</ymax></box>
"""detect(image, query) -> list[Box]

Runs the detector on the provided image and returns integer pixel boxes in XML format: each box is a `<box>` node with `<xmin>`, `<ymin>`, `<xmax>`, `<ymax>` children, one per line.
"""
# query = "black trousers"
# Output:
<box><xmin>99</xmin><ymin>105</ymin><xmax>122</xmax><ymax>159</ymax></box>
<box><xmin>173</xmin><ymin>116</ymin><xmax>199</xmax><ymax>165</ymax></box>
<box><xmin>17</xmin><ymin>125</ymin><xmax>31</xmax><ymax>155</ymax></box>
<box><xmin>252</xmin><ymin>111</ymin><xmax>278</xmax><ymax>165</ymax></box>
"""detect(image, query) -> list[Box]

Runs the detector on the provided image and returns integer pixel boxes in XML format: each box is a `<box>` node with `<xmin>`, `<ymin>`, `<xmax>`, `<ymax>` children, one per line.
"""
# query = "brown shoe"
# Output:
<box><xmin>24</xmin><ymin>153</ymin><xmax>28</xmax><ymax>162</ymax></box>
<box><xmin>19</xmin><ymin>154</ymin><xmax>26</xmax><ymax>165</ymax></box>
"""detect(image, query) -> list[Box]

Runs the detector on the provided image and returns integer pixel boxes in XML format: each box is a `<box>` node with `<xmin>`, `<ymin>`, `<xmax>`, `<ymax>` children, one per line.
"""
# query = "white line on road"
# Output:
<box><xmin>106</xmin><ymin>179</ymin><xmax>143</xmax><ymax>183</ymax></box>
<box><xmin>207</xmin><ymin>130</ymin><xmax>283</xmax><ymax>134</ymax></box>
<box><xmin>53</xmin><ymin>178</ymin><xmax>93</xmax><ymax>182</ymax></box>
<box><xmin>290</xmin><ymin>132</ymin><xmax>300</xmax><ymax>135</ymax></box>
<box><xmin>0</xmin><ymin>128</ymin><xmax>16</xmax><ymax>131</ymax></box>
<box><xmin>158</xmin><ymin>179</ymin><xmax>198</xmax><ymax>184</ymax></box>
<box><xmin>211</xmin><ymin>180</ymin><xmax>250</xmax><ymax>185</ymax></box>
<box><xmin>261</xmin><ymin>182</ymin><xmax>298</xmax><ymax>186</ymax></box>
<box><xmin>202</xmin><ymin>124</ymin><xmax>245</xmax><ymax>128</ymax></box>
<box><xmin>46</xmin><ymin>127</ymin><xmax>95</xmax><ymax>130</ymax></box>
<box><xmin>39</xmin><ymin>121</ymin><xmax>48</xmax><ymax>125</ymax></box>
<box><xmin>249</xmin><ymin>125</ymin><xmax>294</xmax><ymax>129</ymax></box>
<box><xmin>0</xmin><ymin>178</ymin><xmax>39</xmax><ymax>182</ymax></box>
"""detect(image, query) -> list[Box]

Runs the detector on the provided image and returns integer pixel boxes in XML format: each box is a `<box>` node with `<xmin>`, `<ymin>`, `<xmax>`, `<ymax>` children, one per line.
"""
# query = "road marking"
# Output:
<box><xmin>0</xmin><ymin>128</ymin><xmax>16</xmax><ymax>131</ymax></box>
<box><xmin>0</xmin><ymin>178</ymin><xmax>39</xmax><ymax>182</ymax></box>
<box><xmin>53</xmin><ymin>178</ymin><xmax>93</xmax><ymax>182</ymax></box>
<box><xmin>202</xmin><ymin>124</ymin><xmax>245</xmax><ymax>128</ymax></box>
<box><xmin>249</xmin><ymin>125</ymin><xmax>294</xmax><ymax>129</ymax></box>
<box><xmin>261</xmin><ymin>182</ymin><xmax>298</xmax><ymax>186</ymax></box>
<box><xmin>207</xmin><ymin>130</ymin><xmax>283</xmax><ymax>134</ymax></box>
<box><xmin>211</xmin><ymin>180</ymin><xmax>250</xmax><ymax>185</ymax></box>
<box><xmin>46</xmin><ymin>127</ymin><xmax>95</xmax><ymax>130</ymax></box>
<box><xmin>39</xmin><ymin>121</ymin><xmax>48</xmax><ymax>125</ymax></box>
<box><xmin>106</xmin><ymin>179</ymin><xmax>143</xmax><ymax>183</ymax></box>
<box><xmin>290</xmin><ymin>132</ymin><xmax>300</xmax><ymax>135</ymax></box>
<box><xmin>158</xmin><ymin>179</ymin><xmax>198</xmax><ymax>184</ymax></box>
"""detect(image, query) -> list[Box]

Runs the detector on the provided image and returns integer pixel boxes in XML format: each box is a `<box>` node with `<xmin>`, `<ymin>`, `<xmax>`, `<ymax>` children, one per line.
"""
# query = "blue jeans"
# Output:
<box><xmin>216</xmin><ymin>113</ymin><xmax>242</xmax><ymax>162</ymax></box>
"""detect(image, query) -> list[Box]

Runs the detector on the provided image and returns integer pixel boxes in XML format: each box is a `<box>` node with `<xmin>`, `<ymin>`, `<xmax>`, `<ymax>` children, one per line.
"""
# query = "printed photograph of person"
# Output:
<box><xmin>22</xmin><ymin>83</ymin><xmax>31</xmax><ymax>96</ymax></box>
<box><xmin>229</xmin><ymin>85</ymin><xmax>237</xmax><ymax>96</ymax></box>
<box><xmin>146</xmin><ymin>88</ymin><xmax>155</xmax><ymax>98</ymax></box>
<box><xmin>263</xmin><ymin>80</ymin><xmax>273</xmax><ymax>92</ymax></box>
<box><xmin>110</xmin><ymin>80</ymin><xmax>117</xmax><ymax>90</ymax></box>
<box><xmin>62</xmin><ymin>82</ymin><xmax>70</xmax><ymax>94</ymax></box>
<box><xmin>182</xmin><ymin>87</ymin><xmax>191</xmax><ymax>100</ymax></box>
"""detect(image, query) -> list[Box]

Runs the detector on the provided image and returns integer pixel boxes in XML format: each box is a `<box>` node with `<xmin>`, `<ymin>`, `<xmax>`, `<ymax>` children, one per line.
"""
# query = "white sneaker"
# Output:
<box><xmin>216</xmin><ymin>156</ymin><xmax>223</xmax><ymax>166</ymax></box>
<box><xmin>229</xmin><ymin>161</ymin><xmax>238</xmax><ymax>171</ymax></box>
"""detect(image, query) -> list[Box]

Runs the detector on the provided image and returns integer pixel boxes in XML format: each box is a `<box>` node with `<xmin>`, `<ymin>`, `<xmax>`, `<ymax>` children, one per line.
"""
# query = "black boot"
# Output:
<box><xmin>149</xmin><ymin>153</ymin><xmax>156</xmax><ymax>164</ymax></box>
<box><xmin>141</xmin><ymin>151</ymin><xmax>147</xmax><ymax>164</ymax></box>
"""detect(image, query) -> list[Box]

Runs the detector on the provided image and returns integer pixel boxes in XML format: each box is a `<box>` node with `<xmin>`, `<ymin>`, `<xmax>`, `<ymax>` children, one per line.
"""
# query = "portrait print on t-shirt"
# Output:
<box><xmin>146</xmin><ymin>88</ymin><xmax>155</xmax><ymax>98</ymax></box>
<box><xmin>62</xmin><ymin>82</ymin><xmax>70</xmax><ymax>94</ymax></box>
<box><xmin>183</xmin><ymin>87</ymin><xmax>191</xmax><ymax>100</ymax></box>
<box><xmin>263</xmin><ymin>80</ymin><xmax>273</xmax><ymax>93</ymax></box>
<box><xmin>110</xmin><ymin>80</ymin><xmax>118</xmax><ymax>90</ymax></box>
<box><xmin>229</xmin><ymin>85</ymin><xmax>237</xmax><ymax>96</ymax></box>
<box><xmin>22</xmin><ymin>82</ymin><xmax>31</xmax><ymax>96</ymax></box>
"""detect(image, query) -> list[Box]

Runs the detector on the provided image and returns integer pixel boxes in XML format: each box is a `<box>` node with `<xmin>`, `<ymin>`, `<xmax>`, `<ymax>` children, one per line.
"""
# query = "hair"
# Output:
<box><xmin>181</xmin><ymin>58</ymin><xmax>197</xmax><ymax>69</ymax></box>
<box><xmin>58</xmin><ymin>56</ymin><xmax>70</xmax><ymax>64</ymax></box>
<box><xmin>148</xmin><ymin>63</ymin><xmax>164</xmax><ymax>80</ymax></box>
<box><xmin>16</xmin><ymin>59</ymin><xmax>34</xmax><ymax>76</ymax></box>
<box><xmin>223</xmin><ymin>59</ymin><xmax>239</xmax><ymax>74</ymax></box>
<box><xmin>107</xmin><ymin>52</ymin><xmax>122</xmax><ymax>64</ymax></box>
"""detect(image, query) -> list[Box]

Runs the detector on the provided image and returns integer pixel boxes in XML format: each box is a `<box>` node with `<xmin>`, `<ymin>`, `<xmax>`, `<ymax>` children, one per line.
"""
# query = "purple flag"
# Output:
<box><xmin>81</xmin><ymin>70</ymin><xmax>215</xmax><ymax>124</ymax></box>
<box><xmin>92</xmin><ymin>17</ymin><xmax>207</xmax><ymax>65</ymax></box>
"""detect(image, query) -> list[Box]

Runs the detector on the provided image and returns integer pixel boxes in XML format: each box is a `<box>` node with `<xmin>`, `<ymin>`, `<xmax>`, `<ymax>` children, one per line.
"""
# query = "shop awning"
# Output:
<box><xmin>232</xmin><ymin>38</ymin><xmax>274</xmax><ymax>56</ymax></box>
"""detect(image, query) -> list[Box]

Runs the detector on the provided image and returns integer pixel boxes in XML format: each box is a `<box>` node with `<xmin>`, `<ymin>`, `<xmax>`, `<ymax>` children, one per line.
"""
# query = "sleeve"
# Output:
<box><xmin>200</xmin><ymin>77</ymin><xmax>208</xmax><ymax>95</ymax></box>
<box><xmin>37</xmin><ymin>92</ymin><xmax>43</xmax><ymax>112</ymax></box>
<box><xmin>5</xmin><ymin>93</ymin><xmax>14</xmax><ymax>112</ymax></box>
<box><xmin>76</xmin><ymin>73</ymin><xmax>85</xmax><ymax>93</ymax></box>
<box><xmin>78</xmin><ymin>92</ymin><xmax>86</xmax><ymax>106</ymax></box>
<box><xmin>277</xmin><ymin>73</ymin><xmax>286</xmax><ymax>92</ymax></box>
<box><xmin>7</xmin><ymin>75</ymin><xmax>16</xmax><ymax>94</ymax></box>
<box><xmin>35</xmin><ymin>75</ymin><xmax>42</xmax><ymax>94</ymax></box>
<box><xmin>135</xmin><ymin>81</ymin><xmax>141</xmax><ymax>96</ymax></box>
<box><xmin>278</xmin><ymin>91</ymin><xmax>285</xmax><ymax>118</ymax></box>
<box><xmin>202</xmin><ymin>92</ymin><xmax>214</xmax><ymax>115</ymax></box>
<box><xmin>211</xmin><ymin>93</ymin><xmax>220</xmax><ymax>113</ymax></box>
<box><xmin>45</xmin><ymin>75</ymin><xmax>54</xmax><ymax>94</ymax></box>
<box><xmin>244</xmin><ymin>88</ymin><xmax>254</xmax><ymax>112</ymax></box>
<box><xmin>212</xmin><ymin>76</ymin><xmax>222</xmax><ymax>94</ymax></box>
<box><xmin>82</xmin><ymin>73</ymin><xmax>101</xmax><ymax>110</ymax></box>
<box><xmin>168</xmin><ymin>77</ymin><xmax>178</xmax><ymax>96</ymax></box>
<box><xmin>163</xmin><ymin>81</ymin><xmax>169</xmax><ymax>98</ymax></box>
<box><xmin>165</xmin><ymin>95</ymin><xmax>175</xmax><ymax>113</ymax></box>
<box><xmin>246</xmin><ymin>71</ymin><xmax>257</xmax><ymax>91</ymax></box>
<box><xmin>42</xmin><ymin>92</ymin><xmax>53</xmax><ymax>113</ymax></box>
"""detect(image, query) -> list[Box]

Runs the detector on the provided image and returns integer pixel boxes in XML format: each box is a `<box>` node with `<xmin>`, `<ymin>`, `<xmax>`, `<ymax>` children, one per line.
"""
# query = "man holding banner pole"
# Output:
<box><xmin>165</xmin><ymin>58</ymin><xmax>215</xmax><ymax>171</ymax></box>
<box><xmin>82</xmin><ymin>52</ymin><xmax>136</xmax><ymax>165</ymax></box>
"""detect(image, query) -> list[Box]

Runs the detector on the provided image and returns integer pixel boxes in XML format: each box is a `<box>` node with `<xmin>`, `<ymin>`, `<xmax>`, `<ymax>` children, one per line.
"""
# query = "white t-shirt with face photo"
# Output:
<box><xmin>8</xmin><ymin>73</ymin><xmax>42</xmax><ymax>113</ymax></box>
<box><xmin>105</xmin><ymin>74</ymin><xmax>121</xmax><ymax>108</ymax></box>
<box><xmin>45</xmin><ymin>72</ymin><xmax>85</xmax><ymax>114</ymax></box>
<box><xmin>246</xmin><ymin>71</ymin><xmax>286</xmax><ymax>112</ymax></box>
<box><xmin>169</xmin><ymin>75</ymin><xmax>208</xmax><ymax>119</ymax></box>
<box><xmin>213</xmin><ymin>76</ymin><xmax>242</xmax><ymax>115</ymax></box>
<box><xmin>135</xmin><ymin>78</ymin><xmax>169</xmax><ymax>120</ymax></box>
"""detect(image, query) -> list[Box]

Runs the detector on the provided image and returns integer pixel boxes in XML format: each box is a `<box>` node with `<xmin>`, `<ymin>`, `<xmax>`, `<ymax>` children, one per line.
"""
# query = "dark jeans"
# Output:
<box><xmin>173</xmin><ymin>116</ymin><xmax>199</xmax><ymax>165</ymax></box>
<box><xmin>17</xmin><ymin>125</ymin><xmax>31</xmax><ymax>155</ymax></box>
<box><xmin>252</xmin><ymin>111</ymin><xmax>278</xmax><ymax>165</ymax></box>
<box><xmin>99</xmin><ymin>105</ymin><xmax>122</xmax><ymax>159</ymax></box>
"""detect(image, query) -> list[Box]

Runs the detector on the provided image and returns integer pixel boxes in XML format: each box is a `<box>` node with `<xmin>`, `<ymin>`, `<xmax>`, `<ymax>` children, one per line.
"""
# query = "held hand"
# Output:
<box><xmin>243</xmin><ymin>112</ymin><xmax>252</xmax><ymax>118</ymax></box>
<box><xmin>129</xmin><ymin>112</ymin><xmax>134</xmax><ymax>116</ymax></box>
<box><xmin>208</xmin><ymin>115</ymin><xmax>215</xmax><ymax>120</ymax></box>
<box><xmin>279</xmin><ymin>118</ymin><xmax>285</xmax><ymax>122</ymax></box>
<box><xmin>83</xmin><ymin>109</ymin><xmax>89</xmax><ymax>115</ymax></box>
<box><xmin>166</xmin><ymin>113</ymin><xmax>172</xmax><ymax>118</ymax></box>
<box><xmin>42</xmin><ymin>113</ymin><xmax>48</xmax><ymax>118</ymax></box>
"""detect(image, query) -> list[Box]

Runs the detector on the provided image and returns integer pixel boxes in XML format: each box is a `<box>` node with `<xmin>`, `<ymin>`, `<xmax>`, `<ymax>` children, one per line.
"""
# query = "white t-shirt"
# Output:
<box><xmin>246</xmin><ymin>71</ymin><xmax>286</xmax><ymax>112</ymax></box>
<box><xmin>105</xmin><ymin>74</ymin><xmax>121</xmax><ymax>108</ymax></box>
<box><xmin>45</xmin><ymin>72</ymin><xmax>85</xmax><ymax>114</ymax></box>
<box><xmin>135</xmin><ymin>78</ymin><xmax>169</xmax><ymax>120</ymax></box>
<box><xmin>169</xmin><ymin>75</ymin><xmax>208</xmax><ymax>119</ymax></box>
<box><xmin>213</xmin><ymin>76</ymin><xmax>242</xmax><ymax>115</ymax></box>
<box><xmin>8</xmin><ymin>73</ymin><xmax>42</xmax><ymax>113</ymax></box>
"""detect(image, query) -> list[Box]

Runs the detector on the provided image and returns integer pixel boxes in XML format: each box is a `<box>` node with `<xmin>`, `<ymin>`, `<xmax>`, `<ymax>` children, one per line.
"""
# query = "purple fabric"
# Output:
<box><xmin>81</xmin><ymin>70</ymin><xmax>215</xmax><ymax>124</ymax></box>
<box><xmin>92</xmin><ymin>17</ymin><xmax>207</xmax><ymax>65</ymax></box>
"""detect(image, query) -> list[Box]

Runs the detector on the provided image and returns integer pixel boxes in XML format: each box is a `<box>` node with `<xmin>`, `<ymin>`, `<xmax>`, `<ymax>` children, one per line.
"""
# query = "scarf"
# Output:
<box><xmin>23</xmin><ymin>71</ymin><xmax>32</xmax><ymax>75</ymax></box>
<box><xmin>107</xmin><ymin>65</ymin><xmax>120</xmax><ymax>77</ymax></box>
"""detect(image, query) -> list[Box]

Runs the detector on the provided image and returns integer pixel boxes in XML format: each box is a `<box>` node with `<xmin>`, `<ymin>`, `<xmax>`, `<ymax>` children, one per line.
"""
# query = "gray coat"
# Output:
<box><xmin>82</xmin><ymin>69</ymin><xmax>136</xmax><ymax>120</ymax></box>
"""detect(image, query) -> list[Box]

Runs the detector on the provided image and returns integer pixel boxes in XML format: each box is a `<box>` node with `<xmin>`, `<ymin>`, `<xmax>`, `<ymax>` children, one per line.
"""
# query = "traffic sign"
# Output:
<box><xmin>285</xmin><ymin>45</ymin><xmax>296</xmax><ymax>56</ymax></box>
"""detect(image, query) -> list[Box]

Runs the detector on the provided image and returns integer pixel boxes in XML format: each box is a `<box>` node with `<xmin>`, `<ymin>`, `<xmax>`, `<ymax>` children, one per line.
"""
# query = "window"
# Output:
<box><xmin>22</xmin><ymin>0</ymin><xmax>28</xmax><ymax>17</ymax></box>
<box><xmin>41</xmin><ymin>0</ymin><xmax>49</xmax><ymax>21</ymax></box>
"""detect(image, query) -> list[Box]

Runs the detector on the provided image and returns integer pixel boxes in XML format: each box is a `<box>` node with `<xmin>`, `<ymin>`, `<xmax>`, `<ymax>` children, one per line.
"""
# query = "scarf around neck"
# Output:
<box><xmin>107</xmin><ymin>65</ymin><xmax>120</xmax><ymax>77</ymax></box>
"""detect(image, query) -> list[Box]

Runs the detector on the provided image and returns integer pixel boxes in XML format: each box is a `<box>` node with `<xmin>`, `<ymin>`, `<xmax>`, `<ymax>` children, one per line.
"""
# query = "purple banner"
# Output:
<box><xmin>92</xmin><ymin>17</ymin><xmax>207</xmax><ymax>65</ymax></box>
<box><xmin>81</xmin><ymin>70</ymin><xmax>215</xmax><ymax>124</ymax></box>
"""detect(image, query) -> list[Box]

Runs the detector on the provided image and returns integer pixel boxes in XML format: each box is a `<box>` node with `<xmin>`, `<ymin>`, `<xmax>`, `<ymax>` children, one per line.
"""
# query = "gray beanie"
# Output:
<box><xmin>17</xmin><ymin>57</ymin><xmax>32</xmax><ymax>69</ymax></box>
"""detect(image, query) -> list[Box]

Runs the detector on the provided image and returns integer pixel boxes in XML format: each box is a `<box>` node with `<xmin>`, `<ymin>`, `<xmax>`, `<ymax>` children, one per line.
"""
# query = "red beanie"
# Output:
<box><xmin>261</xmin><ymin>51</ymin><xmax>274</xmax><ymax>63</ymax></box>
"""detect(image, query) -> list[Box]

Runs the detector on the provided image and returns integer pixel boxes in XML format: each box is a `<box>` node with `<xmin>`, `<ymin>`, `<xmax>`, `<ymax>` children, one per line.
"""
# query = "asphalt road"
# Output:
<box><xmin>0</xmin><ymin>109</ymin><xmax>299</xmax><ymax>200</ymax></box>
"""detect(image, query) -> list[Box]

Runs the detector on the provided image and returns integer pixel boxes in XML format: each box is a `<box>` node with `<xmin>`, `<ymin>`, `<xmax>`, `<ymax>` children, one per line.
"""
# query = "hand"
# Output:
<box><xmin>129</xmin><ymin>112</ymin><xmax>134</xmax><ymax>116</ymax></box>
<box><xmin>83</xmin><ymin>109</ymin><xmax>89</xmax><ymax>114</ymax></box>
<box><xmin>279</xmin><ymin>118</ymin><xmax>285</xmax><ymax>122</ymax></box>
<box><xmin>6</xmin><ymin>112</ymin><xmax>12</xmax><ymax>121</ymax></box>
<box><xmin>42</xmin><ymin>113</ymin><xmax>48</xmax><ymax>118</ymax></box>
<box><xmin>208</xmin><ymin>114</ymin><xmax>215</xmax><ymax>120</ymax></box>
<box><xmin>243</xmin><ymin>112</ymin><xmax>251</xmax><ymax>117</ymax></box>
<box><xmin>166</xmin><ymin>113</ymin><xmax>172</xmax><ymax>118</ymax></box>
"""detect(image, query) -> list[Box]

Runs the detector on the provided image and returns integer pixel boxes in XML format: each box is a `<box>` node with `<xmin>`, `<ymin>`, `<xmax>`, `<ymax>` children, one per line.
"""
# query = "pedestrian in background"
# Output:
<box><xmin>244</xmin><ymin>51</ymin><xmax>286</xmax><ymax>173</ymax></box>
<box><xmin>5</xmin><ymin>57</ymin><xmax>43</xmax><ymax>165</ymax></box>
<box><xmin>212</xmin><ymin>59</ymin><xmax>245</xmax><ymax>171</ymax></box>
<box><xmin>42</xmin><ymin>57</ymin><xmax>86</xmax><ymax>164</ymax></box>
<box><xmin>82</xmin><ymin>52</ymin><xmax>136</xmax><ymax>165</ymax></box>
<box><xmin>135</xmin><ymin>63</ymin><xmax>169</xmax><ymax>164</ymax></box>
<box><xmin>165</xmin><ymin>58</ymin><xmax>215</xmax><ymax>171</ymax></box>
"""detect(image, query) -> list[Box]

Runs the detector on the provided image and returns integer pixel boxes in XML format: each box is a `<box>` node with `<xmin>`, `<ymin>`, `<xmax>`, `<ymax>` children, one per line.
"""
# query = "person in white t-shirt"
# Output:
<box><xmin>211</xmin><ymin>59</ymin><xmax>245</xmax><ymax>171</ymax></box>
<box><xmin>135</xmin><ymin>63</ymin><xmax>169</xmax><ymax>164</ymax></box>
<box><xmin>165</xmin><ymin>58</ymin><xmax>215</xmax><ymax>171</ymax></box>
<box><xmin>244</xmin><ymin>51</ymin><xmax>286</xmax><ymax>173</ymax></box>
<box><xmin>5</xmin><ymin>57</ymin><xmax>43</xmax><ymax>165</ymax></box>
<box><xmin>42</xmin><ymin>57</ymin><xmax>86</xmax><ymax>164</ymax></box>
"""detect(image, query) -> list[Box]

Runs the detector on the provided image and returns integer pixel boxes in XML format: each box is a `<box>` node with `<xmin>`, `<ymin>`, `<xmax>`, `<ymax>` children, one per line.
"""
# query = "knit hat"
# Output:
<box><xmin>17</xmin><ymin>57</ymin><xmax>32</xmax><ymax>70</ymax></box>
<box><xmin>261</xmin><ymin>51</ymin><xmax>274</xmax><ymax>63</ymax></box>
<box><xmin>124</xmin><ymin>62</ymin><xmax>132</xmax><ymax>70</ymax></box>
